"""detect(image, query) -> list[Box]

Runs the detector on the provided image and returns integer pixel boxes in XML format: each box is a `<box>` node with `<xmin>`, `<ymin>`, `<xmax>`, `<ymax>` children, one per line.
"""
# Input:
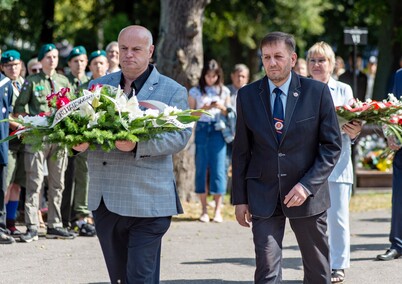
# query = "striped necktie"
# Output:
<box><xmin>273</xmin><ymin>88</ymin><xmax>284</xmax><ymax>141</ymax></box>
<box><xmin>13</xmin><ymin>81</ymin><xmax>21</xmax><ymax>91</ymax></box>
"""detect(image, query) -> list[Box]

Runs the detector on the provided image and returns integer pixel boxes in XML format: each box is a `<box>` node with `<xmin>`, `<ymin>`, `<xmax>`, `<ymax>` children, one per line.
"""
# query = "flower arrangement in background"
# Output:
<box><xmin>355</xmin><ymin>133</ymin><xmax>394</xmax><ymax>172</ymax></box>
<box><xmin>336</xmin><ymin>94</ymin><xmax>402</xmax><ymax>146</ymax></box>
<box><xmin>336</xmin><ymin>94</ymin><xmax>402</xmax><ymax>124</ymax></box>
<box><xmin>2</xmin><ymin>84</ymin><xmax>205</xmax><ymax>152</ymax></box>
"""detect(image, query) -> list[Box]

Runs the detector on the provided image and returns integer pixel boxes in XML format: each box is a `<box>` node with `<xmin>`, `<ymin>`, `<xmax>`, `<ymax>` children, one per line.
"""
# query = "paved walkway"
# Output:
<box><xmin>1</xmin><ymin>209</ymin><xmax>401</xmax><ymax>283</ymax></box>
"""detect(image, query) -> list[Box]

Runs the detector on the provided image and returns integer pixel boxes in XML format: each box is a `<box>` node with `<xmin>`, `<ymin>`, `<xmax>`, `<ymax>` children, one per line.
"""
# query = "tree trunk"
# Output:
<box><xmin>39</xmin><ymin>0</ymin><xmax>55</xmax><ymax>44</ymax></box>
<box><xmin>373</xmin><ymin>0</ymin><xmax>402</xmax><ymax>100</ymax></box>
<box><xmin>157</xmin><ymin>0</ymin><xmax>210</xmax><ymax>202</ymax></box>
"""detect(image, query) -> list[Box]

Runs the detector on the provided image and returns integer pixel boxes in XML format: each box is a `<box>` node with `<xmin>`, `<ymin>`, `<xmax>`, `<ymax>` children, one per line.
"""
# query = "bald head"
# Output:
<box><xmin>118</xmin><ymin>25</ymin><xmax>153</xmax><ymax>48</ymax></box>
<box><xmin>118</xmin><ymin>25</ymin><xmax>155</xmax><ymax>80</ymax></box>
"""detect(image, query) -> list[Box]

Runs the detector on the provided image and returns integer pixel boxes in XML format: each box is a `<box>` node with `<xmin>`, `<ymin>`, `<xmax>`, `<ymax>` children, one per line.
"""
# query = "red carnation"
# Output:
<box><xmin>56</xmin><ymin>97</ymin><xmax>70</xmax><ymax>109</ymax></box>
<box><xmin>89</xmin><ymin>84</ymin><xmax>103</xmax><ymax>92</ymax></box>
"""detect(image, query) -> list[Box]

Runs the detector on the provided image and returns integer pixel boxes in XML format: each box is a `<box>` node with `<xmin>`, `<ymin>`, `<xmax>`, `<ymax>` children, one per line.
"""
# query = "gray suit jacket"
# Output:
<box><xmin>87</xmin><ymin>66</ymin><xmax>191</xmax><ymax>217</ymax></box>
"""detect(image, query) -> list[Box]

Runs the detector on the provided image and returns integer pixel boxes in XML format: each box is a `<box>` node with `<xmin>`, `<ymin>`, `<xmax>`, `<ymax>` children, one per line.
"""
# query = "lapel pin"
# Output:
<box><xmin>293</xmin><ymin>92</ymin><xmax>299</xmax><ymax>97</ymax></box>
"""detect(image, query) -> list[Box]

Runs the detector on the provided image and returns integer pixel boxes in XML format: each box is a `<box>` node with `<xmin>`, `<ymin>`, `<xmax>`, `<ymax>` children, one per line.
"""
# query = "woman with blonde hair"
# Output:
<box><xmin>307</xmin><ymin>41</ymin><xmax>362</xmax><ymax>284</ymax></box>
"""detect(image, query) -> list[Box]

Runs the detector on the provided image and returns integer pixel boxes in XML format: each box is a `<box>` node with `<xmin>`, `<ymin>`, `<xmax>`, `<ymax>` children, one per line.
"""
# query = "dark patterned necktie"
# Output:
<box><xmin>13</xmin><ymin>81</ymin><xmax>21</xmax><ymax>91</ymax></box>
<box><xmin>128</xmin><ymin>81</ymin><xmax>136</xmax><ymax>99</ymax></box>
<box><xmin>48</xmin><ymin>77</ymin><xmax>55</xmax><ymax>93</ymax></box>
<box><xmin>273</xmin><ymin>88</ymin><xmax>284</xmax><ymax>141</ymax></box>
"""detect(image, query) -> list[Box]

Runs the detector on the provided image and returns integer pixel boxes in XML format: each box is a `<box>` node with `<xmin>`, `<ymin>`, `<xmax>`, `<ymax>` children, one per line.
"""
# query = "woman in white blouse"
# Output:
<box><xmin>307</xmin><ymin>42</ymin><xmax>362</xmax><ymax>284</ymax></box>
<box><xmin>188</xmin><ymin>59</ymin><xmax>231</xmax><ymax>223</ymax></box>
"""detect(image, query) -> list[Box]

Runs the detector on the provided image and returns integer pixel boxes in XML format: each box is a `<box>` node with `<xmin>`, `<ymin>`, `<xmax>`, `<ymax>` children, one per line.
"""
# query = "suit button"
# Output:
<box><xmin>103</xmin><ymin>161</ymin><xmax>107</xmax><ymax>166</ymax></box>
<box><xmin>278</xmin><ymin>153</ymin><xmax>286</xmax><ymax>157</ymax></box>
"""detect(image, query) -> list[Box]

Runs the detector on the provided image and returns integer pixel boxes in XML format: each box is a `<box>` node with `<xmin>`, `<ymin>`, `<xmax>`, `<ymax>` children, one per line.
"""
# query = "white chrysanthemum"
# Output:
<box><xmin>128</xmin><ymin>109</ymin><xmax>146</xmax><ymax>122</ymax></box>
<box><xmin>83</xmin><ymin>87</ymin><xmax>101</xmax><ymax>100</ymax></box>
<box><xmin>388</xmin><ymin>93</ymin><xmax>400</xmax><ymax>104</ymax></box>
<box><xmin>163</xmin><ymin>106</ymin><xmax>181</xmax><ymax>116</ymax></box>
<box><xmin>144</xmin><ymin>109</ymin><xmax>159</xmax><ymax>117</ymax></box>
<box><xmin>87</xmin><ymin>110</ymin><xmax>106</xmax><ymax>128</ymax></box>
<box><xmin>76</xmin><ymin>102</ymin><xmax>95</xmax><ymax>118</ymax></box>
<box><xmin>20</xmin><ymin>115</ymin><xmax>49</xmax><ymax>127</ymax></box>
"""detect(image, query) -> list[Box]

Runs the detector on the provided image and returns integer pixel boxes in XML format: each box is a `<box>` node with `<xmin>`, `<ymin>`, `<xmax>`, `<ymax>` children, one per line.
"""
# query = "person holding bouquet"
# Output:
<box><xmin>74</xmin><ymin>25</ymin><xmax>192</xmax><ymax>284</ymax></box>
<box><xmin>307</xmin><ymin>41</ymin><xmax>362</xmax><ymax>284</ymax></box>
<box><xmin>376</xmin><ymin>68</ymin><xmax>402</xmax><ymax>261</ymax></box>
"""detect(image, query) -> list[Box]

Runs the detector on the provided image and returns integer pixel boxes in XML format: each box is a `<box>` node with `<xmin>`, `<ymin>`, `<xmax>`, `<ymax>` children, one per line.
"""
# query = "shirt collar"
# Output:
<box><xmin>327</xmin><ymin>76</ymin><xmax>337</xmax><ymax>92</ymax></box>
<box><xmin>120</xmin><ymin>64</ymin><xmax>152</xmax><ymax>93</ymax></box>
<box><xmin>268</xmin><ymin>72</ymin><xmax>292</xmax><ymax>96</ymax></box>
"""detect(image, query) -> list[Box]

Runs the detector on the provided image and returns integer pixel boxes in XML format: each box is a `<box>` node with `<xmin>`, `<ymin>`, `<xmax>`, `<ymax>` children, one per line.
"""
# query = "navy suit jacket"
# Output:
<box><xmin>232</xmin><ymin>71</ymin><xmax>342</xmax><ymax>218</ymax></box>
<box><xmin>0</xmin><ymin>74</ymin><xmax>13</xmax><ymax>165</ymax></box>
<box><xmin>393</xmin><ymin>68</ymin><xmax>402</xmax><ymax>96</ymax></box>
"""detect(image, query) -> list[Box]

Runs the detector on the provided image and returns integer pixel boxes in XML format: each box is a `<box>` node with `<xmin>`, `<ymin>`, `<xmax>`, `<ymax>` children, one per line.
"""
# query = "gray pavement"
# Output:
<box><xmin>0</xmin><ymin>208</ymin><xmax>401</xmax><ymax>284</ymax></box>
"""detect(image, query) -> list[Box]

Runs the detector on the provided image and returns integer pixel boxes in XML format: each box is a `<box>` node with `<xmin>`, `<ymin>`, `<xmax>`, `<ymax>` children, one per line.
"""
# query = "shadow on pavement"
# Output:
<box><xmin>351</xmin><ymin>243</ymin><xmax>388</xmax><ymax>252</ymax></box>
<box><xmin>358</xmin><ymin>217</ymin><xmax>391</xmax><ymax>223</ymax></box>
<box><xmin>181</xmin><ymin>256</ymin><xmax>303</xmax><ymax>271</ymax></box>
<box><xmin>352</xmin><ymin>233</ymin><xmax>389</xmax><ymax>238</ymax></box>
<box><xmin>161</xmin><ymin>280</ymin><xmax>301</xmax><ymax>284</ymax></box>
<box><xmin>181</xmin><ymin>257</ymin><xmax>255</xmax><ymax>266</ymax></box>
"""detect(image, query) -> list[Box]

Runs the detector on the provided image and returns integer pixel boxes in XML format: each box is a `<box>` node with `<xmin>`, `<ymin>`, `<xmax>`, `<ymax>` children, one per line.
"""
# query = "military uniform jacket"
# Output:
<box><xmin>0</xmin><ymin>74</ymin><xmax>13</xmax><ymax>165</ymax></box>
<box><xmin>14</xmin><ymin>71</ymin><xmax>71</xmax><ymax>115</ymax></box>
<box><xmin>66</xmin><ymin>73</ymin><xmax>90</xmax><ymax>96</ymax></box>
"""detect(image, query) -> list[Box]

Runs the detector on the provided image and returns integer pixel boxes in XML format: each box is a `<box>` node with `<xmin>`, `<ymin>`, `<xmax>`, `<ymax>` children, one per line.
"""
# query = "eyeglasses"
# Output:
<box><xmin>3</xmin><ymin>63</ymin><xmax>20</xmax><ymax>69</ymax></box>
<box><xmin>308</xmin><ymin>58</ymin><xmax>327</xmax><ymax>65</ymax></box>
<box><xmin>31</xmin><ymin>68</ymin><xmax>42</xmax><ymax>73</ymax></box>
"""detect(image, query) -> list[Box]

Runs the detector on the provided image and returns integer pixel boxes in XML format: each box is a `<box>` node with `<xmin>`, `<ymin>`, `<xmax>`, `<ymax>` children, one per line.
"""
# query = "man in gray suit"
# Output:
<box><xmin>74</xmin><ymin>25</ymin><xmax>191</xmax><ymax>283</ymax></box>
<box><xmin>232</xmin><ymin>32</ymin><xmax>342</xmax><ymax>283</ymax></box>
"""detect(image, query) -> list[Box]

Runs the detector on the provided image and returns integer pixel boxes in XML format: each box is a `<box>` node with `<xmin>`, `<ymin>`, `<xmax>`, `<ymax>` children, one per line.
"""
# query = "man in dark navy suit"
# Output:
<box><xmin>376</xmin><ymin>68</ymin><xmax>402</xmax><ymax>261</ymax></box>
<box><xmin>232</xmin><ymin>31</ymin><xmax>342</xmax><ymax>283</ymax></box>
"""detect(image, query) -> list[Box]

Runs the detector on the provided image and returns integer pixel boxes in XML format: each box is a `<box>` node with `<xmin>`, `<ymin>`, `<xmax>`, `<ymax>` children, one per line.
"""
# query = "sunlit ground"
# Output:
<box><xmin>175</xmin><ymin>190</ymin><xmax>392</xmax><ymax>222</ymax></box>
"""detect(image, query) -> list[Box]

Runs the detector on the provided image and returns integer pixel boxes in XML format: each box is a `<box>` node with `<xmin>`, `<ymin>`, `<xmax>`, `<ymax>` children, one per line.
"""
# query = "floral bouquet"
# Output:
<box><xmin>1</xmin><ymin>84</ymin><xmax>205</xmax><ymax>153</ymax></box>
<box><xmin>336</xmin><ymin>94</ymin><xmax>402</xmax><ymax>145</ymax></box>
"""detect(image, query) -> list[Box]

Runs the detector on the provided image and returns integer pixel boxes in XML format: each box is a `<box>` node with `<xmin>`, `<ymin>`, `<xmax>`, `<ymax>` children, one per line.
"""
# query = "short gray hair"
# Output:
<box><xmin>105</xmin><ymin>41</ymin><xmax>118</xmax><ymax>52</ymax></box>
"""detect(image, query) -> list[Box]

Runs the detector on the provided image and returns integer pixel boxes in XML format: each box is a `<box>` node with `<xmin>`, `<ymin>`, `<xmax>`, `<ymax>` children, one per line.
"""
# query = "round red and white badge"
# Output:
<box><xmin>275</xmin><ymin>121</ymin><xmax>284</xmax><ymax>131</ymax></box>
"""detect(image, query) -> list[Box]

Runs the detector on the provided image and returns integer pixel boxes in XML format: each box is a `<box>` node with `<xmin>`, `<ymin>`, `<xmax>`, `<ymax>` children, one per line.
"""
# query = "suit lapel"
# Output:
<box><xmin>136</xmin><ymin>66</ymin><xmax>159</xmax><ymax>101</ymax></box>
<box><xmin>259</xmin><ymin>76</ymin><xmax>278</xmax><ymax>141</ymax></box>
<box><xmin>282</xmin><ymin>71</ymin><xmax>301</xmax><ymax>141</ymax></box>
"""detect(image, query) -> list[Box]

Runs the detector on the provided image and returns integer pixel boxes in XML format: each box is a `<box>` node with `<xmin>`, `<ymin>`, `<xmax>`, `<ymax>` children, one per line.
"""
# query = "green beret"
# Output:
<box><xmin>1</xmin><ymin>50</ymin><xmax>21</xmax><ymax>63</ymax></box>
<box><xmin>88</xmin><ymin>50</ymin><xmax>107</xmax><ymax>64</ymax></box>
<box><xmin>38</xmin><ymin>43</ymin><xmax>56</xmax><ymax>61</ymax></box>
<box><xmin>67</xmin><ymin>45</ymin><xmax>87</xmax><ymax>61</ymax></box>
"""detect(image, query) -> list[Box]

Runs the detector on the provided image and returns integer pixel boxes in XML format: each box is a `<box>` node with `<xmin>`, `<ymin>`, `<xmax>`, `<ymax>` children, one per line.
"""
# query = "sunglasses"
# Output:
<box><xmin>31</xmin><ymin>68</ymin><xmax>42</xmax><ymax>73</ymax></box>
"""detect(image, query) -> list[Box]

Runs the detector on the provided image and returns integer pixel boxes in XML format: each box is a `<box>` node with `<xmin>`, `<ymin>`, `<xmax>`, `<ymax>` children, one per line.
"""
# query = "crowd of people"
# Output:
<box><xmin>0</xmin><ymin>25</ymin><xmax>401</xmax><ymax>284</ymax></box>
<box><xmin>0</xmin><ymin>40</ymin><xmax>121</xmax><ymax>245</ymax></box>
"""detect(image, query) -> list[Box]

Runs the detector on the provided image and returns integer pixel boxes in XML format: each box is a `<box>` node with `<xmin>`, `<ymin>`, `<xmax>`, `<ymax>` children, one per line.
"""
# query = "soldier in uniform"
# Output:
<box><xmin>81</xmin><ymin>50</ymin><xmax>109</xmax><ymax>90</ymax></box>
<box><xmin>66</xmin><ymin>45</ymin><xmax>89</xmax><ymax>95</ymax></box>
<box><xmin>62</xmin><ymin>46</ymin><xmax>95</xmax><ymax>236</ymax></box>
<box><xmin>0</xmin><ymin>73</ymin><xmax>14</xmax><ymax>244</ymax></box>
<box><xmin>1</xmin><ymin>50</ymin><xmax>26</xmax><ymax>236</ymax></box>
<box><xmin>14</xmin><ymin>44</ymin><xmax>75</xmax><ymax>242</ymax></box>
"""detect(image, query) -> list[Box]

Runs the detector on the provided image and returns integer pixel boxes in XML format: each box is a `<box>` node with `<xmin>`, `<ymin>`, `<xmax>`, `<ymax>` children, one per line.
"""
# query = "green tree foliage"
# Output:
<box><xmin>203</xmin><ymin>0</ymin><xmax>332</xmax><ymax>81</ymax></box>
<box><xmin>0</xmin><ymin>0</ymin><xmax>44</xmax><ymax>58</ymax></box>
<box><xmin>0</xmin><ymin>0</ymin><xmax>17</xmax><ymax>10</ymax></box>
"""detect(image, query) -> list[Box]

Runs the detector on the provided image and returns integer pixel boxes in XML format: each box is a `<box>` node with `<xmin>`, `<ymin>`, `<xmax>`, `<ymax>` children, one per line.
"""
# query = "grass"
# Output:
<box><xmin>174</xmin><ymin>190</ymin><xmax>392</xmax><ymax>222</ymax></box>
